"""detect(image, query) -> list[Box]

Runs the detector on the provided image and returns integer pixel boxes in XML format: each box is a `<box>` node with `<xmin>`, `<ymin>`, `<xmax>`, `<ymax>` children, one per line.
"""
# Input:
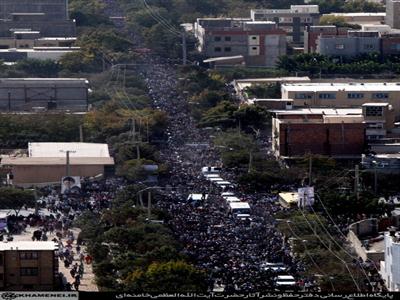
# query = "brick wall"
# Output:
<box><xmin>278</xmin><ymin>122</ymin><xmax>365</xmax><ymax>156</ymax></box>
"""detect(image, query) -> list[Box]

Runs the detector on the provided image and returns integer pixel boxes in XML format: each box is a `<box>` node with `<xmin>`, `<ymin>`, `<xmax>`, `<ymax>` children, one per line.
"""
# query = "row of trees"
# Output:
<box><xmin>277</xmin><ymin>53</ymin><xmax>400</xmax><ymax>76</ymax></box>
<box><xmin>76</xmin><ymin>185</ymin><xmax>208</xmax><ymax>292</ymax></box>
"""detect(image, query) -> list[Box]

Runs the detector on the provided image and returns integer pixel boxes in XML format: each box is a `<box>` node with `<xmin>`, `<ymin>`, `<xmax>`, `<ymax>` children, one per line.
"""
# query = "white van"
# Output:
<box><xmin>275</xmin><ymin>275</ymin><xmax>297</xmax><ymax>291</ymax></box>
<box><xmin>201</xmin><ymin>166</ymin><xmax>221</xmax><ymax>175</ymax></box>
<box><xmin>229</xmin><ymin>202</ymin><xmax>250</xmax><ymax>216</ymax></box>
<box><xmin>225</xmin><ymin>196</ymin><xmax>241</xmax><ymax>203</ymax></box>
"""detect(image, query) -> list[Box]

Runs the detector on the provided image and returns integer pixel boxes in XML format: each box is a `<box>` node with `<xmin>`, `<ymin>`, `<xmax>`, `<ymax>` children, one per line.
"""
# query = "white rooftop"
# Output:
<box><xmin>329</xmin><ymin>12</ymin><xmax>386</xmax><ymax>17</ymax></box>
<box><xmin>229</xmin><ymin>202</ymin><xmax>251</xmax><ymax>209</ymax></box>
<box><xmin>271</xmin><ymin>108</ymin><xmax>362</xmax><ymax>115</ymax></box>
<box><xmin>282</xmin><ymin>82</ymin><xmax>400</xmax><ymax>92</ymax></box>
<box><xmin>0</xmin><ymin>241</ymin><xmax>57</xmax><ymax>251</ymax></box>
<box><xmin>28</xmin><ymin>142</ymin><xmax>110</xmax><ymax>158</ymax></box>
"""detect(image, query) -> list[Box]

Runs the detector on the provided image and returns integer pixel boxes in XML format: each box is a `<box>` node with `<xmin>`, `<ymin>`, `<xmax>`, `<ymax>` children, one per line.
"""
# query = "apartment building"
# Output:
<box><xmin>194</xmin><ymin>18</ymin><xmax>287</xmax><ymax>67</ymax></box>
<box><xmin>0</xmin><ymin>0</ymin><xmax>77</xmax><ymax>60</ymax></box>
<box><xmin>281</xmin><ymin>82</ymin><xmax>400</xmax><ymax>118</ymax></box>
<box><xmin>271</xmin><ymin>108</ymin><xmax>365</xmax><ymax>158</ymax></box>
<box><xmin>0</xmin><ymin>241</ymin><xmax>58</xmax><ymax>290</ymax></box>
<box><xmin>386</xmin><ymin>0</ymin><xmax>400</xmax><ymax>30</ymax></box>
<box><xmin>304</xmin><ymin>25</ymin><xmax>349</xmax><ymax>53</ymax></box>
<box><xmin>380</xmin><ymin>230</ymin><xmax>400</xmax><ymax>291</ymax></box>
<box><xmin>250</xmin><ymin>5</ymin><xmax>320</xmax><ymax>44</ymax></box>
<box><xmin>317</xmin><ymin>30</ymin><xmax>381</xmax><ymax>57</ymax></box>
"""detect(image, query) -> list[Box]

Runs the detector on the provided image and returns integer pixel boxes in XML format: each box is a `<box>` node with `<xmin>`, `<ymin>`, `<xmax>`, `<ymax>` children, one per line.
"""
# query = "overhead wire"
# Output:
<box><xmin>286</xmin><ymin>221</ymin><xmax>336</xmax><ymax>291</ymax></box>
<box><xmin>296</xmin><ymin>206</ymin><xmax>362</xmax><ymax>291</ymax></box>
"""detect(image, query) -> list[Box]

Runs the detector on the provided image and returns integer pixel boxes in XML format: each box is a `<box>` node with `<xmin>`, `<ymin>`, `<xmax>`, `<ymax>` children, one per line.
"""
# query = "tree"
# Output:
<box><xmin>244</xmin><ymin>83</ymin><xmax>282</xmax><ymax>99</ymax></box>
<box><xmin>15</xmin><ymin>59</ymin><xmax>60</xmax><ymax>77</ymax></box>
<box><xmin>124</xmin><ymin>261</ymin><xmax>208</xmax><ymax>293</ymax></box>
<box><xmin>319</xmin><ymin>15</ymin><xmax>361</xmax><ymax>29</ymax></box>
<box><xmin>0</xmin><ymin>188</ymin><xmax>35</xmax><ymax>216</ymax></box>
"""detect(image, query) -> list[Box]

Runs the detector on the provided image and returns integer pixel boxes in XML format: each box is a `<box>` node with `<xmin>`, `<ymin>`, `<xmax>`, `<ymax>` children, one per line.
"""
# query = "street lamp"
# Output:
<box><xmin>59</xmin><ymin>150</ymin><xmax>77</xmax><ymax>177</ymax></box>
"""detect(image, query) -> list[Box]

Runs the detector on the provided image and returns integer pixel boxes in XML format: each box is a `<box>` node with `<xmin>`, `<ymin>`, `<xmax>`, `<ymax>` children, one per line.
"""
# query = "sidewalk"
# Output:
<box><xmin>12</xmin><ymin>226</ymin><xmax>98</xmax><ymax>291</ymax></box>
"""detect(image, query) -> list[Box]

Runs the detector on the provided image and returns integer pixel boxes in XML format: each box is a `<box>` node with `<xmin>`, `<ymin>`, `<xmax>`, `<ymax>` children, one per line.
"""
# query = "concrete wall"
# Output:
<box><xmin>318</xmin><ymin>36</ymin><xmax>380</xmax><ymax>57</ymax></box>
<box><xmin>386</xmin><ymin>0</ymin><xmax>400</xmax><ymax>29</ymax></box>
<box><xmin>0</xmin><ymin>80</ymin><xmax>88</xmax><ymax>112</ymax></box>
<box><xmin>12</xmin><ymin>164</ymin><xmax>106</xmax><ymax>185</ymax></box>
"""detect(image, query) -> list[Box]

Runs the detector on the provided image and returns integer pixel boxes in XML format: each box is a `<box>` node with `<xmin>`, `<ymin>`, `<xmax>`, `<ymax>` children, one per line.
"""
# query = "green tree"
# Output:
<box><xmin>0</xmin><ymin>188</ymin><xmax>35</xmax><ymax>216</ymax></box>
<box><xmin>124</xmin><ymin>261</ymin><xmax>208</xmax><ymax>293</ymax></box>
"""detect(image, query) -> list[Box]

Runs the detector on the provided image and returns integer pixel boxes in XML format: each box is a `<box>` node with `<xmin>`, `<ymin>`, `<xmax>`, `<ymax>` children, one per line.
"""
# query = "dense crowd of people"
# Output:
<box><xmin>141</xmin><ymin>56</ymin><xmax>309</xmax><ymax>292</ymax></box>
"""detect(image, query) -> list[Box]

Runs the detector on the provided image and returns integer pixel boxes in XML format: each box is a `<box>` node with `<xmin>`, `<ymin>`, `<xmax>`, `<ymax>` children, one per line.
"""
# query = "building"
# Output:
<box><xmin>304</xmin><ymin>25</ymin><xmax>349</xmax><ymax>53</ymax></box>
<box><xmin>250</xmin><ymin>5</ymin><xmax>320</xmax><ymax>44</ymax></box>
<box><xmin>271</xmin><ymin>108</ymin><xmax>366</xmax><ymax>158</ymax></box>
<box><xmin>362</xmin><ymin>154</ymin><xmax>400</xmax><ymax>173</ymax></box>
<box><xmin>232</xmin><ymin>76</ymin><xmax>311</xmax><ymax>101</ymax></box>
<box><xmin>380</xmin><ymin>230</ymin><xmax>400</xmax><ymax>291</ymax></box>
<box><xmin>362</xmin><ymin>103</ymin><xmax>396</xmax><ymax>142</ymax></box>
<box><xmin>324</xmin><ymin>12</ymin><xmax>386</xmax><ymax>26</ymax></box>
<box><xmin>0</xmin><ymin>0</ymin><xmax>77</xmax><ymax>61</ymax></box>
<box><xmin>1</xmin><ymin>143</ymin><xmax>115</xmax><ymax>185</ymax></box>
<box><xmin>0</xmin><ymin>241</ymin><xmax>58</xmax><ymax>290</ymax></box>
<box><xmin>386</xmin><ymin>0</ymin><xmax>400</xmax><ymax>30</ymax></box>
<box><xmin>0</xmin><ymin>78</ymin><xmax>89</xmax><ymax>112</ymax></box>
<box><xmin>0</xmin><ymin>0</ymin><xmax>76</xmax><ymax>39</ymax></box>
<box><xmin>278</xmin><ymin>192</ymin><xmax>298</xmax><ymax>208</ymax></box>
<box><xmin>281</xmin><ymin>82</ymin><xmax>400</xmax><ymax>118</ymax></box>
<box><xmin>194</xmin><ymin>18</ymin><xmax>287</xmax><ymax>67</ymax></box>
<box><xmin>317</xmin><ymin>30</ymin><xmax>381</xmax><ymax>57</ymax></box>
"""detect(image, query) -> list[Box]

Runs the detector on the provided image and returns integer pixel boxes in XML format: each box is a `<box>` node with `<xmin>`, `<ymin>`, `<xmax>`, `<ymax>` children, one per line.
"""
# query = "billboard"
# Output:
<box><xmin>298</xmin><ymin>186</ymin><xmax>315</xmax><ymax>208</ymax></box>
<box><xmin>61</xmin><ymin>176</ymin><xmax>81</xmax><ymax>194</ymax></box>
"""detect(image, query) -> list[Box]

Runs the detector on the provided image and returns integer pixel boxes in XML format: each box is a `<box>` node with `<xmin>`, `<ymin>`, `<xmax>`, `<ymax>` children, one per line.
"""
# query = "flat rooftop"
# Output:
<box><xmin>0</xmin><ymin>241</ymin><xmax>57</xmax><ymax>251</ymax></box>
<box><xmin>282</xmin><ymin>82</ymin><xmax>400</xmax><ymax>92</ymax></box>
<box><xmin>271</xmin><ymin>107</ymin><xmax>362</xmax><ymax>115</ymax></box>
<box><xmin>2</xmin><ymin>157</ymin><xmax>115</xmax><ymax>166</ymax></box>
<box><xmin>29</xmin><ymin>142</ymin><xmax>110</xmax><ymax>158</ymax></box>
<box><xmin>329</xmin><ymin>12</ymin><xmax>386</xmax><ymax>17</ymax></box>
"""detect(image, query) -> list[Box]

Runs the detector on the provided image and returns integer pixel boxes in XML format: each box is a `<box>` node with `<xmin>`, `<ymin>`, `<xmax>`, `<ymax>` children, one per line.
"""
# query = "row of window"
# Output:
<box><xmin>214</xmin><ymin>47</ymin><xmax>231</xmax><ymax>53</ymax></box>
<box><xmin>335</xmin><ymin>44</ymin><xmax>376</xmax><ymax>50</ymax></box>
<box><xmin>214</xmin><ymin>36</ymin><xmax>231</xmax><ymax>42</ymax></box>
<box><xmin>260</xmin><ymin>17</ymin><xmax>312</xmax><ymax>23</ymax></box>
<box><xmin>294</xmin><ymin>93</ymin><xmax>390</xmax><ymax>100</ymax></box>
<box><xmin>20</xmin><ymin>268</ymin><xmax>38</xmax><ymax>276</ymax></box>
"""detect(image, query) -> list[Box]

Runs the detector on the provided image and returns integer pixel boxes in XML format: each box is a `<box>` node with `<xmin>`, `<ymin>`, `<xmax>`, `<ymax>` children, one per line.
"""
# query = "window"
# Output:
<box><xmin>20</xmin><ymin>252</ymin><xmax>38</xmax><ymax>260</ymax></box>
<box><xmin>365</xmin><ymin>106</ymin><xmax>383</xmax><ymax>117</ymax></box>
<box><xmin>348</xmin><ymin>93</ymin><xmax>364</xmax><ymax>99</ymax></box>
<box><xmin>279</xmin><ymin>17</ymin><xmax>293</xmax><ymax>23</ymax></box>
<box><xmin>20</xmin><ymin>268</ymin><xmax>38</xmax><ymax>276</ymax></box>
<box><xmin>214</xmin><ymin>36</ymin><xmax>221</xmax><ymax>42</ymax></box>
<box><xmin>390</xmin><ymin>44</ymin><xmax>400</xmax><ymax>51</ymax></box>
<box><xmin>373</xmin><ymin>93</ymin><xmax>389</xmax><ymax>99</ymax></box>
<box><xmin>319</xmin><ymin>93</ymin><xmax>336</xmax><ymax>99</ymax></box>
<box><xmin>214</xmin><ymin>47</ymin><xmax>221</xmax><ymax>52</ymax></box>
<box><xmin>224</xmin><ymin>36</ymin><xmax>231</xmax><ymax>41</ymax></box>
<box><xmin>224</xmin><ymin>47</ymin><xmax>231</xmax><ymax>52</ymax></box>
<box><xmin>335</xmin><ymin>44</ymin><xmax>345</xmax><ymax>50</ymax></box>
<box><xmin>252</xmin><ymin>36</ymin><xmax>257</xmax><ymax>40</ymax></box>
<box><xmin>252</xmin><ymin>47</ymin><xmax>257</xmax><ymax>50</ymax></box>
<box><xmin>295</xmin><ymin>93</ymin><xmax>312</xmax><ymax>99</ymax></box>
<box><xmin>364</xmin><ymin>44</ymin><xmax>374</xmax><ymax>50</ymax></box>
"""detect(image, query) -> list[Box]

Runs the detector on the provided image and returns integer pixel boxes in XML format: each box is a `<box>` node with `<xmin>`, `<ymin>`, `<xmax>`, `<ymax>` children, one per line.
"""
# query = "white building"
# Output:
<box><xmin>380</xmin><ymin>231</ymin><xmax>400</xmax><ymax>291</ymax></box>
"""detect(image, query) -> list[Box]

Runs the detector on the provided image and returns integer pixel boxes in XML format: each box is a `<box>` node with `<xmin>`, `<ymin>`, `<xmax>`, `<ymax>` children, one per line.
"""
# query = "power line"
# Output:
<box><xmin>307</xmin><ymin>203</ymin><xmax>374</xmax><ymax>289</ymax></box>
<box><xmin>142</xmin><ymin>0</ymin><xmax>182</xmax><ymax>36</ymax></box>
<box><xmin>296</xmin><ymin>207</ymin><xmax>361</xmax><ymax>291</ymax></box>
<box><xmin>286</xmin><ymin>221</ymin><xmax>336</xmax><ymax>291</ymax></box>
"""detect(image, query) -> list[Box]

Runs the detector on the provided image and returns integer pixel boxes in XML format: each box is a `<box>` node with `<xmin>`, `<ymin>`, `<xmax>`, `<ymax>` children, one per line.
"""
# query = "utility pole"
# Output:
<box><xmin>374</xmin><ymin>163</ymin><xmax>378</xmax><ymax>195</ymax></box>
<box><xmin>354</xmin><ymin>164</ymin><xmax>360</xmax><ymax>201</ymax></box>
<box><xmin>182</xmin><ymin>30</ymin><xmax>187</xmax><ymax>66</ymax></box>
<box><xmin>66</xmin><ymin>151</ymin><xmax>71</xmax><ymax>177</ymax></box>
<box><xmin>309</xmin><ymin>155</ymin><xmax>313</xmax><ymax>186</ymax></box>
<box><xmin>7</xmin><ymin>92</ymin><xmax>11</xmax><ymax>112</ymax></box>
<box><xmin>147</xmin><ymin>191</ymin><xmax>151</xmax><ymax>220</ymax></box>
<box><xmin>248</xmin><ymin>151</ymin><xmax>253</xmax><ymax>173</ymax></box>
<box><xmin>34</xmin><ymin>187</ymin><xmax>38</xmax><ymax>216</ymax></box>
<box><xmin>79</xmin><ymin>125</ymin><xmax>84</xmax><ymax>143</ymax></box>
